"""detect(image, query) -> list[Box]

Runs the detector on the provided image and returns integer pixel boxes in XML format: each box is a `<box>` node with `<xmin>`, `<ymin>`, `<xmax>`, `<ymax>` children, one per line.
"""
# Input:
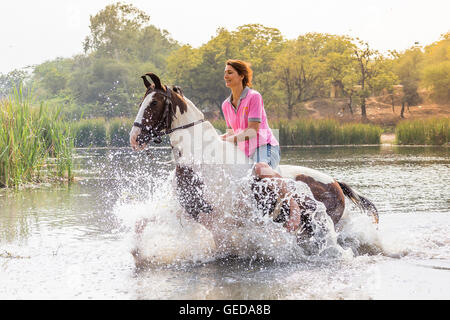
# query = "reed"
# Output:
<box><xmin>0</xmin><ymin>88</ymin><xmax>74</xmax><ymax>188</ymax></box>
<box><xmin>211</xmin><ymin>118</ymin><xmax>382</xmax><ymax>145</ymax></box>
<box><xmin>69</xmin><ymin>117</ymin><xmax>176</xmax><ymax>147</ymax></box>
<box><xmin>70</xmin><ymin>117</ymin><xmax>383</xmax><ymax>148</ymax></box>
<box><xmin>210</xmin><ymin>119</ymin><xmax>381</xmax><ymax>145</ymax></box>
<box><xmin>72</xmin><ymin>118</ymin><xmax>108</xmax><ymax>148</ymax></box>
<box><xmin>395</xmin><ymin>118</ymin><xmax>449</xmax><ymax>145</ymax></box>
<box><xmin>279</xmin><ymin>119</ymin><xmax>382</xmax><ymax>145</ymax></box>
<box><xmin>108</xmin><ymin>117</ymin><xmax>131</xmax><ymax>147</ymax></box>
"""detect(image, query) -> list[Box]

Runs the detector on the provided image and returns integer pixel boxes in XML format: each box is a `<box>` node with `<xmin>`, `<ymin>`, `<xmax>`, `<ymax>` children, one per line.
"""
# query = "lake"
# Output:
<box><xmin>0</xmin><ymin>145</ymin><xmax>449</xmax><ymax>299</ymax></box>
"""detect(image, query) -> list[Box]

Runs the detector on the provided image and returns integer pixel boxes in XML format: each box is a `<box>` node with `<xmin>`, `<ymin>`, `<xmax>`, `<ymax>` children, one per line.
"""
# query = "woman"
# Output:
<box><xmin>220</xmin><ymin>59</ymin><xmax>301</xmax><ymax>232</ymax></box>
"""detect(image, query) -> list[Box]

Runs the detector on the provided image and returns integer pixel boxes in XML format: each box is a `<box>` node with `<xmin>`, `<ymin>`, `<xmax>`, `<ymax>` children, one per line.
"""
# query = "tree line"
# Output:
<box><xmin>1</xmin><ymin>2</ymin><xmax>449</xmax><ymax>121</ymax></box>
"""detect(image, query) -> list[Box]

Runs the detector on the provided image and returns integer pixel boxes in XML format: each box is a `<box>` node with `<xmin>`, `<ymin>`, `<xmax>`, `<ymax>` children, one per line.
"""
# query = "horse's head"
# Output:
<box><xmin>130</xmin><ymin>73</ymin><xmax>187</xmax><ymax>150</ymax></box>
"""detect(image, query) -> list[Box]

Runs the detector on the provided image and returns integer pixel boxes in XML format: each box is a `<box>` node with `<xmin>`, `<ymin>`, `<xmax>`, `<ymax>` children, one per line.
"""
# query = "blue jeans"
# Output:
<box><xmin>251</xmin><ymin>144</ymin><xmax>281</xmax><ymax>169</ymax></box>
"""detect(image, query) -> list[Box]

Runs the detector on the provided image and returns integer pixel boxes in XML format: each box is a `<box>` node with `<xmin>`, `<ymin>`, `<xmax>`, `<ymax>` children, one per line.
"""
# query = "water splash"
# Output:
<box><xmin>111</xmin><ymin>164</ymin><xmax>378</xmax><ymax>266</ymax></box>
<box><xmin>102</xmin><ymin>148</ymin><xmax>392</xmax><ymax>266</ymax></box>
<box><xmin>336</xmin><ymin>205</ymin><xmax>385</xmax><ymax>256</ymax></box>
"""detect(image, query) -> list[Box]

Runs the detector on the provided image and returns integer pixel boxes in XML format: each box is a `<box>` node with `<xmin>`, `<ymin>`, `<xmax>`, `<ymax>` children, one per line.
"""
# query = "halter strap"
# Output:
<box><xmin>133</xmin><ymin>119</ymin><xmax>204</xmax><ymax>134</ymax></box>
<box><xmin>134</xmin><ymin>86</ymin><xmax>205</xmax><ymax>143</ymax></box>
<box><xmin>133</xmin><ymin>85</ymin><xmax>173</xmax><ymax>131</ymax></box>
<box><xmin>165</xmin><ymin>119</ymin><xmax>205</xmax><ymax>135</ymax></box>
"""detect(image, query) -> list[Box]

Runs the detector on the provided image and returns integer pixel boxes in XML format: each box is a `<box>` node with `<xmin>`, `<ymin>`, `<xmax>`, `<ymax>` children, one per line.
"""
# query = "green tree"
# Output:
<box><xmin>232</xmin><ymin>24</ymin><xmax>284</xmax><ymax>111</ymax></box>
<box><xmin>392</xmin><ymin>47</ymin><xmax>423</xmax><ymax>117</ymax></box>
<box><xmin>136</xmin><ymin>25</ymin><xmax>179</xmax><ymax>68</ymax></box>
<box><xmin>321</xmin><ymin>35</ymin><xmax>359</xmax><ymax>114</ymax></box>
<box><xmin>68</xmin><ymin>57</ymin><xmax>146</xmax><ymax>118</ymax></box>
<box><xmin>32</xmin><ymin>58</ymin><xmax>73</xmax><ymax>96</ymax></box>
<box><xmin>370</xmin><ymin>57</ymin><xmax>399</xmax><ymax>96</ymax></box>
<box><xmin>353</xmin><ymin>40</ymin><xmax>384</xmax><ymax>119</ymax></box>
<box><xmin>274</xmin><ymin>33</ymin><xmax>346</xmax><ymax>119</ymax></box>
<box><xmin>0</xmin><ymin>69</ymin><xmax>29</xmax><ymax>97</ymax></box>
<box><xmin>422</xmin><ymin>32</ymin><xmax>450</xmax><ymax>103</ymax></box>
<box><xmin>83</xmin><ymin>2</ymin><xmax>150</xmax><ymax>60</ymax></box>
<box><xmin>28</xmin><ymin>2</ymin><xmax>180</xmax><ymax>119</ymax></box>
<box><xmin>167</xmin><ymin>24</ymin><xmax>284</xmax><ymax>115</ymax></box>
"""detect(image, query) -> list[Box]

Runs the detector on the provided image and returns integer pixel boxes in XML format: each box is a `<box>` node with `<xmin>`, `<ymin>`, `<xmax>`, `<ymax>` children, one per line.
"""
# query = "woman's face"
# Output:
<box><xmin>224</xmin><ymin>65</ymin><xmax>244</xmax><ymax>89</ymax></box>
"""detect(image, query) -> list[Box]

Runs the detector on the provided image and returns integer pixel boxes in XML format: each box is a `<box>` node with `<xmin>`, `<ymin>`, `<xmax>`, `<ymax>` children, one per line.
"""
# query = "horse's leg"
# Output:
<box><xmin>135</xmin><ymin>218</ymin><xmax>149</xmax><ymax>234</ymax></box>
<box><xmin>254</xmin><ymin>163</ymin><xmax>302</xmax><ymax>232</ymax></box>
<box><xmin>175</xmin><ymin>165</ymin><xmax>213</xmax><ymax>220</ymax></box>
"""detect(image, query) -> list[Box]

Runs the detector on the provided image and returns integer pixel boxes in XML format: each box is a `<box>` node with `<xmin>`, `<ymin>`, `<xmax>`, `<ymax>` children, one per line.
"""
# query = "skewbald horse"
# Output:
<box><xmin>129</xmin><ymin>73</ymin><xmax>379</xmax><ymax>255</ymax></box>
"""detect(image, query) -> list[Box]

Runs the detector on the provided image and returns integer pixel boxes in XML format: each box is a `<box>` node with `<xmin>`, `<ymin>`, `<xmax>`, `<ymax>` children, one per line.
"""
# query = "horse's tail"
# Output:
<box><xmin>337</xmin><ymin>181</ymin><xmax>379</xmax><ymax>224</ymax></box>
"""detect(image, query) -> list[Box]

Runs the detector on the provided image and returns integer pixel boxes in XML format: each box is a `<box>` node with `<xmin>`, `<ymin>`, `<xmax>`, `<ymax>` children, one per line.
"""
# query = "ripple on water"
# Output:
<box><xmin>1</xmin><ymin>146</ymin><xmax>449</xmax><ymax>299</ymax></box>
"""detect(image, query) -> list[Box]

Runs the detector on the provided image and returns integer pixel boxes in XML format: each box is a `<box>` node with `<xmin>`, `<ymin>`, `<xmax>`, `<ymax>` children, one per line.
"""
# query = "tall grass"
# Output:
<box><xmin>72</xmin><ymin>118</ymin><xmax>108</xmax><ymax>148</ymax></box>
<box><xmin>395</xmin><ymin>118</ymin><xmax>449</xmax><ymax>145</ymax></box>
<box><xmin>211</xmin><ymin>119</ymin><xmax>382</xmax><ymax>145</ymax></box>
<box><xmin>69</xmin><ymin>117</ymin><xmax>383</xmax><ymax>148</ymax></box>
<box><xmin>274</xmin><ymin>119</ymin><xmax>382</xmax><ymax>145</ymax></box>
<box><xmin>71</xmin><ymin>117</ymin><xmax>130</xmax><ymax>147</ymax></box>
<box><xmin>0</xmin><ymin>88</ymin><xmax>74</xmax><ymax>188</ymax></box>
<box><xmin>108</xmin><ymin>118</ymin><xmax>131</xmax><ymax>147</ymax></box>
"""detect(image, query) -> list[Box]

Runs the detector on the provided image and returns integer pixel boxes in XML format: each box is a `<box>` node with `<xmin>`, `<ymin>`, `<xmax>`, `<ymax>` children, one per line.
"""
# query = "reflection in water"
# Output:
<box><xmin>0</xmin><ymin>146</ymin><xmax>449</xmax><ymax>299</ymax></box>
<box><xmin>133</xmin><ymin>260</ymin><xmax>289</xmax><ymax>300</ymax></box>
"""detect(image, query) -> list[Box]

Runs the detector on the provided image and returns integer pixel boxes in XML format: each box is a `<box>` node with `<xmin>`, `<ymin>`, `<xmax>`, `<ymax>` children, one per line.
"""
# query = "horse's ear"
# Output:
<box><xmin>141</xmin><ymin>75</ymin><xmax>151</xmax><ymax>89</ymax></box>
<box><xmin>146</xmin><ymin>73</ymin><xmax>163</xmax><ymax>90</ymax></box>
<box><xmin>172</xmin><ymin>85</ymin><xmax>184</xmax><ymax>97</ymax></box>
<box><xmin>141</xmin><ymin>73</ymin><xmax>163</xmax><ymax>90</ymax></box>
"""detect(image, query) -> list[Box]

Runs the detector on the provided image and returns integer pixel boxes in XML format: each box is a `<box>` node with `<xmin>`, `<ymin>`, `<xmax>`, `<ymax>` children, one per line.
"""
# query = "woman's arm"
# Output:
<box><xmin>224</xmin><ymin>121</ymin><xmax>260</xmax><ymax>144</ymax></box>
<box><xmin>220</xmin><ymin>128</ymin><xmax>234</xmax><ymax>140</ymax></box>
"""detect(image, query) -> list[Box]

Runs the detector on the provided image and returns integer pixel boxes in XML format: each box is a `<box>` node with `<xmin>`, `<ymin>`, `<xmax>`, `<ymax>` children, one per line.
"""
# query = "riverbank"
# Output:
<box><xmin>380</xmin><ymin>133</ymin><xmax>396</xmax><ymax>144</ymax></box>
<box><xmin>284</xmin><ymin>97</ymin><xmax>450</xmax><ymax>128</ymax></box>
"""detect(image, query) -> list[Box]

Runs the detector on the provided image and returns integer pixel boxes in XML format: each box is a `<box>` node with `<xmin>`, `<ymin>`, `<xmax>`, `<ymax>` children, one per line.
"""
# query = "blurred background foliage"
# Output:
<box><xmin>0</xmin><ymin>2</ymin><xmax>448</xmax><ymax>122</ymax></box>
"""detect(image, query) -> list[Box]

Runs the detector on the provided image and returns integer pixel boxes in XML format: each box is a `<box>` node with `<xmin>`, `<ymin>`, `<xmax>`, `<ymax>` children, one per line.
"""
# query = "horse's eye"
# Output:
<box><xmin>150</xmin><ymin>101</ymin><xmax>157</xmax><ymax>106</ymax></box>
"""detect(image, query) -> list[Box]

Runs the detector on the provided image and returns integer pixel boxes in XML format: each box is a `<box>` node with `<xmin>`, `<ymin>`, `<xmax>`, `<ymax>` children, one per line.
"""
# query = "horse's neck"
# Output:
<box><xmin>169</xmin><ymin>97</ymin><xmax>215</xmax><ymax>159</ymax></box>
<box><xmin>171</xmin><ymin>97</ymin><xmax>204</xmax><ymax>129</ymax></box>
<box><xmin>168</xmin><ymin>97</ymin><xmax>251</xmax><ymax>171</ymax></box>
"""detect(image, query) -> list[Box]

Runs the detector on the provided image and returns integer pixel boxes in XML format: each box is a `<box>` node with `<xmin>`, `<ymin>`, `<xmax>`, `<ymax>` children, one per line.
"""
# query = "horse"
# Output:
<box><xmin>129</xmin><ymin>73</ymin><xmax>379</xmax><ymax>257</ymax></box>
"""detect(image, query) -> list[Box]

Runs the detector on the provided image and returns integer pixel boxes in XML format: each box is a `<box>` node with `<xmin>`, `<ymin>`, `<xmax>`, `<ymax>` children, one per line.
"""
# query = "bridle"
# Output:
<box><xmin>134</xmin><ymin>86</ymin><xmax>204</xmax><ymax>144</ymax></box>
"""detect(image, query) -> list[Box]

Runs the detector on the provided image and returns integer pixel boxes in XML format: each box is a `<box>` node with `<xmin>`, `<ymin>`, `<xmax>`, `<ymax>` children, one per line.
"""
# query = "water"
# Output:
<box><xmin>0</xmin><ymin>145</ymin><xmax>449</xmax><ymax>299</ymax></box>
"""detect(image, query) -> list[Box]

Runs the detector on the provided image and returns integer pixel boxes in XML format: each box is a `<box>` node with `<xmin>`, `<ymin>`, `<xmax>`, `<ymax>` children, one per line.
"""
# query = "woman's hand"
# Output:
<box><xmin>221</xmin><ymin>128</ymin><xmax>234</xmax><ymax>141</ymax></box>
<box><xmin>225</xmin><ymin>135</ymin><xmax>237</xmax><ymax>144</ymax></box>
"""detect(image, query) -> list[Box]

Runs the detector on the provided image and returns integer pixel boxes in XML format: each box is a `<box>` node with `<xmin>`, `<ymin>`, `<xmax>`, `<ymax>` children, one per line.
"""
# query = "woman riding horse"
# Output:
<box><xmin>220</xmin><ymin>60</ymin><xmax>302</xmax><ymax>233</ymax></box>
<box><xmin>129</xmin><ymin>71</ymin><xmax>379</xmax><ymax>257</ymax></box>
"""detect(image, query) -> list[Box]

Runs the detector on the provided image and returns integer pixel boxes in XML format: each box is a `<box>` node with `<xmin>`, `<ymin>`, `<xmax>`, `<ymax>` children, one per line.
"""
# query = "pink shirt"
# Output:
<box><xmin>221</xmin><ymin>87</ymin><xmax>279</xmax><ymax>157</ymax></box>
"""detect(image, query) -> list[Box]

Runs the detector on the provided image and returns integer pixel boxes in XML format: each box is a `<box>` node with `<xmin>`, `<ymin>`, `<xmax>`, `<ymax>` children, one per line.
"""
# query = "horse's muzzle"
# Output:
<box><xmin>130</xmin><ymin>125</ymin><xmax>163</xmax><ymax>151</ymax></box>
<box><xmin>130</xmin><ymin>126</ymin><xmax>144</xmax><ymax>151</ymax></box>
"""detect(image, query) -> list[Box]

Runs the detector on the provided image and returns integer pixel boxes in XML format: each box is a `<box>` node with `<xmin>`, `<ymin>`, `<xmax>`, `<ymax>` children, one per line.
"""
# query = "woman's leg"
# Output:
<box><xmin>253</xmin><ymin>162</ymin><xmax>302</xmax><ymax>232</ymax></box>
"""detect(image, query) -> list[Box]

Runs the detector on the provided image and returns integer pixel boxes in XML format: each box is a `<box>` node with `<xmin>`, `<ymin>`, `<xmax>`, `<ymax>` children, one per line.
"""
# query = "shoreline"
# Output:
<box><xmin>380</xmin><ymin>133</ymin><xmax>396</xmax><ymax>145</ymax></box>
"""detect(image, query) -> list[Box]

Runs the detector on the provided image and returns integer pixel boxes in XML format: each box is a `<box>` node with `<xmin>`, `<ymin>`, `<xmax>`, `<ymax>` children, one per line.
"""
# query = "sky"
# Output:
<box><xmin>1</xmin><ymin>0</ymin><xmax>449</xmax><ymax>74</ymax></box>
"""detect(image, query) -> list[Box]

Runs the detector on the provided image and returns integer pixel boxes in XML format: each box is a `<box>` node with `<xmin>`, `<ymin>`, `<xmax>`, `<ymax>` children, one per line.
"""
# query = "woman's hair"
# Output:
<box><xmin>226</xmin><ymin>59</ymin><xmax>253</xmax><ymax>88</ymax></box>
